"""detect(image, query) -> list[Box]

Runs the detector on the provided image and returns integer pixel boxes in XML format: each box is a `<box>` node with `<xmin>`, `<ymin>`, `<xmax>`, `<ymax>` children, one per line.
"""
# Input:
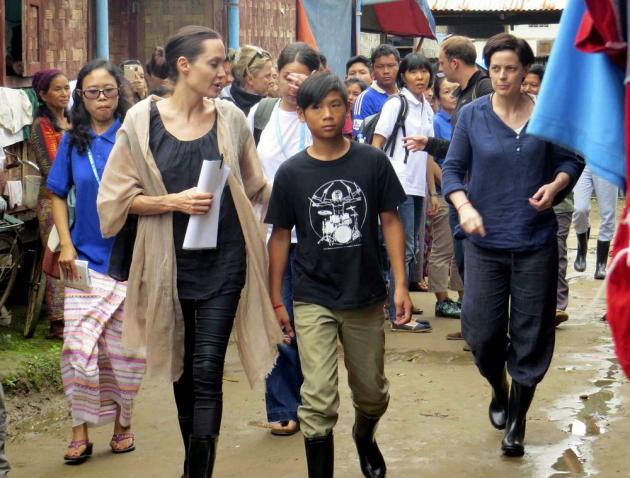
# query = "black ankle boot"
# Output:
<box><xmin>501</xmin><ymin>381</ymin><xmax>536</xmax><ymax>457</ymax></box>
<box><xmin>574</xmin><ymin>232</ymin><xmax>588</xmax><ymax>272</ymax></box>
<box><xmin>594</xmin><ymin>240</ymin><xmax>610</xmax><ymax>280</ymax></box>
<box><xmin>178</xmin><ymin>416</ymin><xmax>192</xmax><ymax>478</ymax></box>
<box><xmin>487</xmin><ymin>370</ymin><xmax>509</xmax><ymax>430</ymax></box>
<box><xmin>353</xmin><ymin>411</ymin><xmax>386</xmax><ymax>478</ymax></box>
<box><xmin>188</xmin><ymin>435</ymin><xmax>218</xmax><ymax>478</ymax></box>
<box><xmin>304</xmin><ymin>433</ymin><xmax>334</xmax><ymax>478</ymax></box>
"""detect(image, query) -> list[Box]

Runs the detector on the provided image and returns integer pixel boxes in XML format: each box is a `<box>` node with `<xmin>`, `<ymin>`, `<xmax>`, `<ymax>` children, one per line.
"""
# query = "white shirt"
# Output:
<box><xmin>374</xmin><ymin>87</ymin><xmax>434</xmax><ymax>197</ymax></box>
<box><xmin>247</xmin><ymin>101</ymin><xmax>313</xmax><ymax>242</ymax></box>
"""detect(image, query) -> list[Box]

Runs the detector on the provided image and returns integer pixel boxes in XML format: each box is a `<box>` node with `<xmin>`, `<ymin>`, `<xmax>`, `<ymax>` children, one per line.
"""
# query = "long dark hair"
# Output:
<box><xmin>69</xmin><ymin>59</ymin><xmax>129</xmax><ymax>154</ymax></box>
<box><xmin>277</xmin><ymin>42</ymin><xmax>320</xmax><ymax>73</ymax></box>
<box><xmin>33</xmin><ymin>70</ymin><xmax>70</xmax><ymax>132</ymax></box>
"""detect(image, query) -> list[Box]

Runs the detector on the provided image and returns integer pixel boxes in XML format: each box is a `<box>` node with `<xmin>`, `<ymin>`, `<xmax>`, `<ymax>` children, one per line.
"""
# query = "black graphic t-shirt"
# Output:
<box><xmin>265</xmin><ymin>141</ymin><xmax>406</xmax><ymax>310</ymax></box>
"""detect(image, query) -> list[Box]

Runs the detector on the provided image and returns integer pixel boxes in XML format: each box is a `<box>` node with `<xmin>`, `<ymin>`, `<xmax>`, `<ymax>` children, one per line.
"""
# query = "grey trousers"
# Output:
<box><xmin>573</xmin><ymin>165</ymin><xmax>618</xmax><ymax>241</ymax></box>
<box><xmin>556</xmin><ymin>212</ymin><xmax>572</xmax><ymax>311</ymax></box>
<box><xmin>0</xmin><ymin>384</ymin><xmax>9</xmax><ymax>477</ymax></box>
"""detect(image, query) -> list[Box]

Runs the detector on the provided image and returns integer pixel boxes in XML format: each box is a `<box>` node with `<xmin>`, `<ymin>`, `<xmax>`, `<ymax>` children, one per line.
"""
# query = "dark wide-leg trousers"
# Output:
<box><xmin>461</xmin><ymin>240</ymin><xmax>558</xmax><ymax>386</ymax></box>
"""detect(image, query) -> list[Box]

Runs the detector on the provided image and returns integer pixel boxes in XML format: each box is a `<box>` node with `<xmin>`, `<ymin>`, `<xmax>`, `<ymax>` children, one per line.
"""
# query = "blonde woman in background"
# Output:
<box><xmin>221</xmin><ymin>45</ymin><xmax>273</xmax><ymax>115</ymax></box>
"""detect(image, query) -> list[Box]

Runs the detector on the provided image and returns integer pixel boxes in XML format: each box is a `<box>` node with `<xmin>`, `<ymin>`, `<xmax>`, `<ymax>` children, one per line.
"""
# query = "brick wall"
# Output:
<box><xmin>239</xmin><ymin>0</ymin><xmax>295</xmax><ymax>60</ymax></box>
<box><xmin>41</xmin><ymin>0</ymin><xmax>89</xmax><ymax>79</ymax></box>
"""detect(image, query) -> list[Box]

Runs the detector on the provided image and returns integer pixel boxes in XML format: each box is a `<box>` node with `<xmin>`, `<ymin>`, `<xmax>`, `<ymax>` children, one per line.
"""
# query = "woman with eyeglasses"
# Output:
<box><xmin>47</xmin><ymin>59</ymin><xmax>146</xmax><ymax>465</ymax></box>
<box><xmin>223</xmin><ymin>45</ymin><xmax>273</xmax><ymax>115</ymax></box>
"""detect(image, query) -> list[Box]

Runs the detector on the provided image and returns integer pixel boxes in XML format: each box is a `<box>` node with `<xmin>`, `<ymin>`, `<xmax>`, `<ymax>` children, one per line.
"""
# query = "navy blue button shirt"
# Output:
<box><xmin>442</xmin><ymin>95</ymin><xmax>582</xmax><ymax>252</ymax></box>
<box><xmin>48</xmin><ymin>119</ymin><xmax>120</xmax><ymax>273</ymax></box>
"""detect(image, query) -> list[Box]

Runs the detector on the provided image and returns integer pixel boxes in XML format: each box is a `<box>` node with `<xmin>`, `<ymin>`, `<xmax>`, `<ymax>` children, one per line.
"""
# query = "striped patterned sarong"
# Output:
<box><xmin>61</xmin><ymin>270</ymin><xmax>146</xmax><ymax>428</ymax></box>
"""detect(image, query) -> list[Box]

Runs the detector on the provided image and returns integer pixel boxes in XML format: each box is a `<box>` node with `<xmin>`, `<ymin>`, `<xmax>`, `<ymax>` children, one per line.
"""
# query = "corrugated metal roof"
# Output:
<box><xmin>429</xmin><ymin>0</ymin><xmax>566</xmax><ymax>11</ymax></box>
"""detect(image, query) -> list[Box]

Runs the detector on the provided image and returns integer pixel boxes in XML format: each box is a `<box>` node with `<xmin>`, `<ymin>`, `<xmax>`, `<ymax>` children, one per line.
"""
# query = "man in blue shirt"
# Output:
<box><xmin>352</xmin><ymin>44</ymin><xmax>400</xmax><ymax>136</ymax></box>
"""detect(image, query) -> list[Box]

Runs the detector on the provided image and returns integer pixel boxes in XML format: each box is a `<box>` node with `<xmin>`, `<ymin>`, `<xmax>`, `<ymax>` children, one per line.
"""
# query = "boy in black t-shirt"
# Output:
<box><xmin>265</xmin><ymin>72</ymin><xmax>412</xmax><ymax>478</ymax></box>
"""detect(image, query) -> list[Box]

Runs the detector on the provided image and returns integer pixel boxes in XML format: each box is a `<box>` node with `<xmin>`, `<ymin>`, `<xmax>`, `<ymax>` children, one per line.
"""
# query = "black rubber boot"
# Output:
<box><xmin>178</xmin><ymin>416</ymin><xmax>192</xmax><ymax>478</ymax></box>
<box><xmin>304</xmin><ymin>433</ymin><xmax>334</xmax><ymax>478</ymax></box>
<box><xmin>487</xmin><ymin>370</ymin><xmax>509</xmax><ymax>430</ymax></box>
<box><xmin>353</xmin><ymin>411</ymin><xmax>386</xmax><ymax>478</ymax></box>
<box><xmin>574</xmin><ymin>232</ymin><xmax>588</xmax><ymax>272</ymax></box>
<box><xmin>501</xmin><ymin>381</ymin><xmax>536</xmax><ymax>457</ymax></box>
<box><xmin>187</xmin><ymin>435</ymin><xmax>218</xmax><ymax>478</ymax></box>
<box><xmin>594</xmin><ymin>240</ymin><xmax>610</xmax><ymax>280</ymax></box>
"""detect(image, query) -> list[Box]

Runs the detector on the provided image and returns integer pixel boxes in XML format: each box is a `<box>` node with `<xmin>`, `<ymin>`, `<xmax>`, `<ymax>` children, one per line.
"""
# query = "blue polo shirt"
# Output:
<box><xmin>442</xmin><ymin>96</ymin><xmax>582</xmax><ymax>252</ymax></box>
<box><xmin>48</xmin><ymin>119</ymin><xmax>120</xmax><ymax>273</ymax></box>
<box><xmin>352</xmin><ymin>82</ymin><xmax>389</xmax><ymax>137</ymax></box>
<box><xmin>433</xmin><ymin>108</ymin><xmax>452</xmax><ymax>168</ymax></box>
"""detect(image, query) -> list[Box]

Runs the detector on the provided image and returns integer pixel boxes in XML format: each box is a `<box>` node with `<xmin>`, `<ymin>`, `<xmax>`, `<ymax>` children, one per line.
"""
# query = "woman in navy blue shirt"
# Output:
<box><xmin>48</xmin><ymin>60</ymin><xmax>145</xmax><ymax>464</ymax></box>
<box><xmin>442</xmin><ymin>33</ymin><xmax>582</xmax><ymax>457</ymax></box>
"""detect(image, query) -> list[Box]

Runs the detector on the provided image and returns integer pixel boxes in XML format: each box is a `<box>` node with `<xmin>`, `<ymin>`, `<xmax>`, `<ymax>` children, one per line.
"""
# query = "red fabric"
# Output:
<box><xmin>372</xmin><ymin>0</ymin><xmax>434</xmax><ymax>38</ymax></box>
<box><xmin>343</xmin><ymin>112</ymin><xmax>353</xmax><ymax>136</ymax></box>
<box><xmin>576</xmin><ymin>0</ymin><xmax>626</xmax><ymax>69</ymax></box>
<box><xmin>606</xmin><ymin>83</ymin><xmax>630</xmax><ymax>379</ymax></box>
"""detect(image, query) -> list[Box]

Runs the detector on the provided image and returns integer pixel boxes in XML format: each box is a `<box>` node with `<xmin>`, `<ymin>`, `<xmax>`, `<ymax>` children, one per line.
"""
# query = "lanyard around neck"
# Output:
<box><xmin>86</xmin><ymin>148</ymin><xmax>101</xmax><ymax>185</ymax></box>
<box><xmin>274</xmin><ymin>101</ymin><xmax>306</xmax><ymax>161</ymax></box>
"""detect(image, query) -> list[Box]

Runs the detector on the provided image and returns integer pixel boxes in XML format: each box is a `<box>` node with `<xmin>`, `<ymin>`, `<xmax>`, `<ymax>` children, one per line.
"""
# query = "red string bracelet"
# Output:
<box><xmin>273</xmin><ymin>304</ymin><xmax>285</xmax><ymax>310</ymax></box>
<box><xmin>456</xmin><ymin>201</ymin><xmax>471</xmax><ymax>213</ymax></box>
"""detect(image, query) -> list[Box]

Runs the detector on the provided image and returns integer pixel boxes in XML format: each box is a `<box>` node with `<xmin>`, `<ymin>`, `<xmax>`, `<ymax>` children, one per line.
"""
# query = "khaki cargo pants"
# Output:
<box><xmin>294</xmin><ymin>301</ymin><xmax>390</xmax><ymax>438</ymax></box>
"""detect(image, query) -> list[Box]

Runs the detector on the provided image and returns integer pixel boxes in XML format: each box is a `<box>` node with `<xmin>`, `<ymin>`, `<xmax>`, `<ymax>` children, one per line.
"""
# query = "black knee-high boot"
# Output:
<box><xmin>304</xmin><ymin>433</ymin><xmax>334</xmax><ymax>478</ymax></box>
<box><xmin>487</xmin><ymin>369</ymin><xmax>509</xmax><ymax>430</ymax></box>
<box><xmin>594</xmin><ymin>240</ymin><xmax>610</xmax><ymax>280</ymax></box>
<box><xmin>353</xmin><ymin>411</ymin><xmax>386</xmax><ymax>478</ymax></box>
<box><xmin>501</xmin><ymin>381</ymin><xmax>536</xmax><ymax>457</ymax></box>
<box><xmin>178</xmin><ymin>416</ymin><xmax>192</xmax><ymax>478</ymax></box>
<box><xmin>188</xmin><ymin>435</ymin><xmax>218</xmax><ymax>478</ymax></box>
<box><xmin>574</xmin><ymin>232</ymin><xmax>589</xmax><ymax>272</ymax></box>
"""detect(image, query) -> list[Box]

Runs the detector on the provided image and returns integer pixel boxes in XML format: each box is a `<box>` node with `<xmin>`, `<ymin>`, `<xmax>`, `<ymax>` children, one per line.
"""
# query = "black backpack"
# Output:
<box><xmin>359</xmin><ymin>94</ymin><xmax>410</xmax><ymax>163</ymax></box>
<box><xmin>253</xmin><ymin>98</ymin><xmax>280</xmax><ymax>146</ymax></box>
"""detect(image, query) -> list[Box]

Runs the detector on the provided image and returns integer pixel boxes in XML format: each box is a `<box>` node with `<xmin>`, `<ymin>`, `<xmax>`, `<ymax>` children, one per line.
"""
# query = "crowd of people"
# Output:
<box><xmin>2</xmin><ymin>22</ymin><xmax>618</xmax><ymax>478</ymax></box>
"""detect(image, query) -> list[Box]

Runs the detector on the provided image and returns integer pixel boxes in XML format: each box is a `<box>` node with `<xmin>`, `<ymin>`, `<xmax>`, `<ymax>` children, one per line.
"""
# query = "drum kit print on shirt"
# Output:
<box><xmin>308</xmin><ymin>179</ymin><xmax>367</xmax><ymax>249</ymax></box>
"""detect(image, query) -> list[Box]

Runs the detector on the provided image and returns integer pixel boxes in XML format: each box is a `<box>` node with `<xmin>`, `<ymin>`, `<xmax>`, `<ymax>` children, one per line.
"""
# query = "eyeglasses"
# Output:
<box><xmin>79</xmin><ymin>87</ymin><xmax>120</xmax><ymax>100</ymax></box>
<box><xmin>246</xmin><ymin>47</ymin><xmax>271</xmax><ymax>71</ymax></box>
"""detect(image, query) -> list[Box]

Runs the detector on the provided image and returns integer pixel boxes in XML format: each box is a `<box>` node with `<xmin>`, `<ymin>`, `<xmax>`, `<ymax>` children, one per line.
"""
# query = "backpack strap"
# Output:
<box><xmin>253</xmin><ymin>98</ymin><xmax>280</xmax><ymax>146</ymax></box>
<box><xmin>383</xmin><ymin>93</ymin><xmax>410</xmax><ymax>162</ymax></box>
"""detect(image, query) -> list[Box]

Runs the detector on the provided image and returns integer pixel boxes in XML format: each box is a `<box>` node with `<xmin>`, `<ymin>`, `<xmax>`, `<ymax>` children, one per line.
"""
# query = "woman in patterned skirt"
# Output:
<box><xmin>48</xmin><ymin>59</ymin><xmax>146</xmax><ymax>464</ymax></box>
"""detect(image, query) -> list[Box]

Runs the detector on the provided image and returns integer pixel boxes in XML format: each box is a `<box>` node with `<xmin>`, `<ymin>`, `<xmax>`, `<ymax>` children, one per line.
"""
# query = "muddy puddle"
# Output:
<box><xmin>531</xmin><ymin>343</ymin><xmax>623</xmax><ymax>478</ymax></box>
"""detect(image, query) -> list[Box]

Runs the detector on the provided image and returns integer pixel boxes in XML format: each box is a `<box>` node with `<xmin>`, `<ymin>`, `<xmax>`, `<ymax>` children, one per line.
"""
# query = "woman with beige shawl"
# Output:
<box><xmin>97</xmin><ymin>26</ymin><xmax>287</xmax><ymax>478</ymax></box>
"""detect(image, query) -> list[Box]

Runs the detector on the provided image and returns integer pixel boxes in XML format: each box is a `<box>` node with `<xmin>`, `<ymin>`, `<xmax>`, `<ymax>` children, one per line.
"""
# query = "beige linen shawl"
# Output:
<box><xmin>97</xmin><ymin>96</ymin><xmax>283</xmax><ymax>386</ymax></box>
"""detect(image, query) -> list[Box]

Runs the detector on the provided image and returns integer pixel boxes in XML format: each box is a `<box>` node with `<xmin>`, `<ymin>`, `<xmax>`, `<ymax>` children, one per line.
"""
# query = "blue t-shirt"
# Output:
<box><xmin>352</xmin><ymin>83</ymin><xmax>389</xmax><ymax>137</ymax></box>
<box><xmin>433</xmin><ymin>108</ymin><xmax>453</xmax><ymax>195</ymax></box>
<box><xmin>442</xmin><ymin>95</ymin><xmax>582</xmax><ymax>252</ymax></box>
<box><xmin>47</xmin><ymin>119</ymin><xmax>120</xmax><ymax>273</ymax></box>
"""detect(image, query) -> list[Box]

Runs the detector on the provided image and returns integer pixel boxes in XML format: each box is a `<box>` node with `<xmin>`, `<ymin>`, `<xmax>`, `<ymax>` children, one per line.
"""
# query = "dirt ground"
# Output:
<box><xmin>4</xmin><ymin>210</ymin><xmax>629</xmax><ymax>478</ymax></box>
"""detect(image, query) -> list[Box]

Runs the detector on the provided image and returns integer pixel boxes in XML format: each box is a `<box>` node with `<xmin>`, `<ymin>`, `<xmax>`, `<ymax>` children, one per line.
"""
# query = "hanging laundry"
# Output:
<box><xmin>0</xmin><ymin>87</ymin><xmax>33</xmax><ymax>147</ymax></box>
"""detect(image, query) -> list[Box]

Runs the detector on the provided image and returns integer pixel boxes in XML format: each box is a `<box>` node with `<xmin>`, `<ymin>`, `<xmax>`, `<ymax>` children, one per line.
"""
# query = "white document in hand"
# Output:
<box><xmin>60</xmin><ymin>260</ymin><xmax>92</xmax><ymax>291</ymax></box>
<box><xmin>183</xmin><ymin>160</ymin><xmax>231</xmax><ymax>250</ymax></box>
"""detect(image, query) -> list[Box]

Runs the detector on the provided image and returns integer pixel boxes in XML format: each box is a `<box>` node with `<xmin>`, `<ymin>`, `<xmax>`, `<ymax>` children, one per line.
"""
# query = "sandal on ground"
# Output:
<box><xmin>63</xmin><ymin>440</ymin><xmax>93</xmax><ymax>464</ymax></box>
<box><xmin>270</xmin><ymin>420</ymin><xmax>300</xmax><ymax>436</ymax></box>
<box><xmin>110</xmin><ymin>432</ymin><xmax>136</xmax><ymax>454</ymax></box>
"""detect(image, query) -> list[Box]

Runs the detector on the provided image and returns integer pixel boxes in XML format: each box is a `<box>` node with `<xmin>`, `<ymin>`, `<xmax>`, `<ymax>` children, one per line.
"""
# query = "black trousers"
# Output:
<box><xmin>461</xmin><ymin>240</ymin><xmax>558</xmax><ymax>387</ymax></box>
<box><xmin>173</xmin><ymin>293</ymin><xmax>240</xmax><ymax>438</ymax></box>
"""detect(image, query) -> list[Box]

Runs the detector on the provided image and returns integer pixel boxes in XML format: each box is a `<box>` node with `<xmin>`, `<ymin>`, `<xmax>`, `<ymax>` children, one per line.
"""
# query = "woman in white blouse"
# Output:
<box><xmin>373</xmin><ymin>52</ymin><xmax>438</xmax><ymax>332</ymax></box>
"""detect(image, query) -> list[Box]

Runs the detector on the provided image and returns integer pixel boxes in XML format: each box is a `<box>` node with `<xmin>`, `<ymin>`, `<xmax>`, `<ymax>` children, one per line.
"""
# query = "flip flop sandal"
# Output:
<box><xmin>64</xmin><ymin>440</ymin><xmax>93</xmax><ymax>464</ymax></box>
<box><xmin>110</xmin><ymin>432</ymin><xmax>136</xmax><ymax>454</ymax></box>
<box><xmin>270</xmin><ymin>420</ymin><xmax>300</xmax><ymax>436</ymax></box>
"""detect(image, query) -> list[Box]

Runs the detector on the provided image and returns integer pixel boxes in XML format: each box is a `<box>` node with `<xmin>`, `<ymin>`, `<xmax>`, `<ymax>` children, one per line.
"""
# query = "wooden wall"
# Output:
<box><xmin>41</xmin><ymin>0</ymin><xmax>89</xmax><ymax>79</ymax></box>
<box><xmin>239</xmin><ymin>0</ymin><xmax>295</xmax><ymax>60</ymax></box>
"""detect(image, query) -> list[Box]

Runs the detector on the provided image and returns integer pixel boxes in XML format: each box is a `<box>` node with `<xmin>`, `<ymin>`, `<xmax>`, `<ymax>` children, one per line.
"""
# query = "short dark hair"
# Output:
<box><xmin>277</xmin><ymin>42</ymin><xmax>320</xmax><ymax>73</ymax></box>
<box><xmin>370</xmin><ymin>44</ymin><xmax>400</xmax><ymax>65</ymax></box>
<box><xmin>528</xmin><ymin>63</ymin><xmax>545</xmax><ymax>82</ymax></box>
<box><xmin>297</xmin><ymin>72</ymin><xmax>348</xmax><ymax>110</ymax></box>
<box><xmin>344</xmin><ymin>77</ymin><xmax>368</xmax><ymax>92</ymax></box>
<box><xmin>345</xmin><ymin>55</ymin><xmax>371</xmax><ymax>73</ymax></box>
<box><xmin>164</xmin><ymin>25</ymin><xmax>222</xmax><ymax>81</ymax></box>
<box><xmin>441</xmin><ymin>36</ymin><xmax>477</xmax><ymax>66</ymax></box>
<box><xmin>318</xmin><ymin>53</ymin><xmax>327</xmax><ymax>68</ymax></box>
<box><xmin>397</xmin><ymin>53</ymin><xmax>434</xmax><ymax>88</ymax></box>
<box><xmin>483</xmin><ymin>33</ymin><xmax>535</xmax><ymax>68</ymax></box>
<box><xmin>146</xmin><ymin>46</ymin><xmax>170</xmax><ymax>80</ymax></box>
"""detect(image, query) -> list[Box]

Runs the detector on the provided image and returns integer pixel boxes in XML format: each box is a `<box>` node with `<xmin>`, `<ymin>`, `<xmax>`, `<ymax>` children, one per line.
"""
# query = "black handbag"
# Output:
<box><xmin>107</xmin><ymin>214</ymin><xmax>138</xmax><ymax>282</ymax></box>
